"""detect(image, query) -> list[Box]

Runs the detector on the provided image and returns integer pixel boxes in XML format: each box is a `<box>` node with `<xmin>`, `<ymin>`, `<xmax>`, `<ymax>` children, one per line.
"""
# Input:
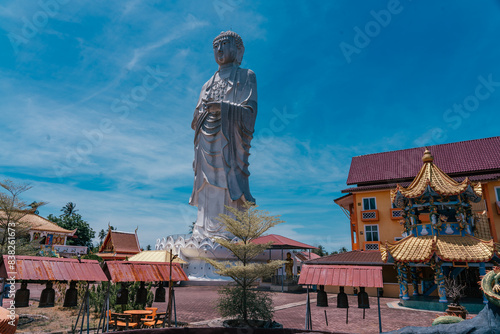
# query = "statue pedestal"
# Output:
<box><xmin>156</xmin><ymin>234</ymin><xmax>235</xmax><ymax>280</ymax></box>
<box><xmin>156</xmin><ymin>234</ymin><xmax>296</xmax><ymax>282</ymax></box>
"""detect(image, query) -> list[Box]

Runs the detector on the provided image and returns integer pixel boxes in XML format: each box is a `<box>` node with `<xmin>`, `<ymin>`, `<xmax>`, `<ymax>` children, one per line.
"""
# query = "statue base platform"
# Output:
<box><xmin>156</xmin><ymin>234</ymin><xmax>296</xmax><ymax>282</ymax></box>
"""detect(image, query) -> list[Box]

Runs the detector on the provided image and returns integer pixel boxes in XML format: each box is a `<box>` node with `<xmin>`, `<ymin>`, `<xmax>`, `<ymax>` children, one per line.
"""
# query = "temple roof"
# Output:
<box><xmin>390</xmin><ymin>149</ymin><xmax>482</xmax><ymax>203</ymax></box>
<box><xmin>380</xmin><ymin>235</ymin><xmax>500</xmax><ymax>263</ymax></box>
<box><xmin>0</xmin><ymin>211</ymin><xmax>76</xmax><ymax>235</ymax></box>
<box><xmin>251</xmin><ymin>234</ymin><xmax>317</xmax><ymax>250</ymax></box>
<box><xmin>306</xmin><ymin>250</ymin><xmax>388</xmax><ymax>266</ymax></box>
<box><xmin>98</xmin><ymin>230</ymin><xmax>141</xmax><ymax>260</ymax></box>
<box><xmin>128</xmin><ymin>250</ymin><xmax>187</xmax><ymax>264</ymax></box>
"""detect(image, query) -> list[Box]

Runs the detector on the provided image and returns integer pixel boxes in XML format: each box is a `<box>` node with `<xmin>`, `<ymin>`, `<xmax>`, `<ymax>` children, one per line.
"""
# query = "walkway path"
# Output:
<box><xmin>152</xmin><ymin>286</ymin><xmax>445</xmax><ymax>334</ymax></box>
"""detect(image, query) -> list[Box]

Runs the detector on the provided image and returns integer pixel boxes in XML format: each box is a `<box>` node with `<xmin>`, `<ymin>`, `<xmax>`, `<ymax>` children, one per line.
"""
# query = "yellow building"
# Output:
<box><xmin>334</xmin><ymin>136</ymin><xmax>500</xmax><ymax>300</ymax></box>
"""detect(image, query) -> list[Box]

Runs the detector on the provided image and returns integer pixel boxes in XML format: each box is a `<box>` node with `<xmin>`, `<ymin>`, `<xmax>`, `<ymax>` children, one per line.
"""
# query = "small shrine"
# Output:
<box><xmin>381</xmin><ymin>149</ymin><xmax>500</xmax><ymax>306</ymax></box>
<box><xmin>97</xmin><ymin>228</ymin><xmax>141</xmax><ymax>261</ymax></box>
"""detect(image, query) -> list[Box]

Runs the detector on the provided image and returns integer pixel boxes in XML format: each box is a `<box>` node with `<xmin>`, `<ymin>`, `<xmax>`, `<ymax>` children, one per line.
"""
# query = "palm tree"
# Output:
<box><xmin>62</xmin><ymin>202</ymin><xmax>78</xmax><ymax>216</ymax></box>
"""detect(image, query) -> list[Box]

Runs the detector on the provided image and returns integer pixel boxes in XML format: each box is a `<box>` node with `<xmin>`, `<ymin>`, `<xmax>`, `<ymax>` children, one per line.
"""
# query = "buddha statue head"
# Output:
<box><xmin>213</xmin><ymin>31</ymin><xmax>245</xmax><ymax>66</ymax></box>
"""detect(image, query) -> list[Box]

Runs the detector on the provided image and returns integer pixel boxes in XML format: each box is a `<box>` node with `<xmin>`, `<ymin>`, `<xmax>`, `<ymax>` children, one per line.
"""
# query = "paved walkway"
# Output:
<box><xmin>151</xmin><ymin>286</ymin><xmax>444</xmax><ymax>334</ymax></box>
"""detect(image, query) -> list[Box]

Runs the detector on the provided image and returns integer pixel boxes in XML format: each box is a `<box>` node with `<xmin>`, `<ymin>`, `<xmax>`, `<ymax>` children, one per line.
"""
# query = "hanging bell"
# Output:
<box><xmin>135</xmin><ymin>281</ymin><xmax>148</xmax><ymax>305</ymax></box>
<box><xmin>357</xmin><ymin>287</ymin><xmax>370</xmax><ymax>309</ymax></box>
<box><xmin>337</xmin><ymin>286</ymin><xmax>349</xmax><ymax>308</ymax></box>
<box><xmin>116</xmin><ymin>283</ymin><xmax>129</xmax><ymax>305</ymax></box>
<box><xmin>14</xmin><ymin>282</ymin><xmax>30</xmax><ymax>308</ymax></box>
<box><xmin>39</xmin><ymin>281</ymin><xmax>55</xmax><ymax>308</ymax></box>
<box><xmin>63</xmin><ymin>281</ymin><xmax>78</xmax><ymax>307</ymax></box>
<box><xmin>154</xmin><ymin>283</ymin><xmax>166</xmax><ymax>303</ymax></box>
<box><xmin>316</xmin><ymin>285</ymin><xmax>328</xmax><ymax>307</ymax></box>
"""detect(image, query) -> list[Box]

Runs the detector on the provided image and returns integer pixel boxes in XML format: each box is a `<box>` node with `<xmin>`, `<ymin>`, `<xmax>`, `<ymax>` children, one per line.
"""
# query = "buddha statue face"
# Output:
<box><xmin>213</xmin><ymin>36</ymin><xmax>237</xmax><ymax>66</ymax></box>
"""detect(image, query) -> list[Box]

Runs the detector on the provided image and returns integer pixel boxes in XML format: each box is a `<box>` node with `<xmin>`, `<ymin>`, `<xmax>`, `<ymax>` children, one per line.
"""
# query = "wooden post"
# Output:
<box><xmin>167</xmin><ymin>251</ymin><xmax>178</xmax><ymax>327</ymax></box>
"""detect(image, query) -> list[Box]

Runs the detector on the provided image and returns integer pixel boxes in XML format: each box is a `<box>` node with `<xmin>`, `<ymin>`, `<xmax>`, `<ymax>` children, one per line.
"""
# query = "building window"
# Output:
<box><xmin>365</xmin><ymin>225</ymin><xmax>379</xmax><ymax>242</ymax></box>
<box><xmin>495</xmin><ymin>187</ymin><xmax>500</xmax><ymax>201</ymax></box>
<box><xmin>363</xmin><ymin>197</ymin><xmax>377</xmax><ymax>210</ymax></box>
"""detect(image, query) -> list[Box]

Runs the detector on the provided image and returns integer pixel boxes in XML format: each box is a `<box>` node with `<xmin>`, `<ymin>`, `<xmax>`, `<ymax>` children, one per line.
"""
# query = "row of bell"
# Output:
<box><xmin>316</xmin><ymin>285</ymin><xmax>370</xmax><ymax>309</ymax></box>
<box><xmin>338</xmin><ymin>286</ymin><xmax>370</xmax><ymax>309</ymax></box>
<box><xmin>116</xmin><ymin>282</ymin><xmax>167</xmax><ymax>304</ymax></box>
<box><xmin>14</xmin><ymin>281</ymin><xmax>167</xmax><ymax>308</ymax></box>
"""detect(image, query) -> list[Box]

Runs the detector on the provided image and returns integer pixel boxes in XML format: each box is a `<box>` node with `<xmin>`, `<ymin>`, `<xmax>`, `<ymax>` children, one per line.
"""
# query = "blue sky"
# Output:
<box><xmin>1</xmin><ymin>0</ymin><xmax>499</xmax><ymax>251</ymax></box>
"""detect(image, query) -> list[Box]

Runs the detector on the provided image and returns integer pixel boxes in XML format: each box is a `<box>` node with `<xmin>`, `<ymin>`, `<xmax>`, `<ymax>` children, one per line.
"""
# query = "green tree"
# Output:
<box><xmin>98</xmin><ymin>225</ymin><xmax>116</xmax><ymax>246</ymax></box>
<box><xmin>330</xmin><ymin>246</ymin><xmax>349</xmax><ymax>255</ymax></box>
<box><xmin>205</xmin><ymin>202</ymin><xmax>284</xmax><ymax>323</ymax></box>
<box><xmin>0</xmin><ymin>180</ymin><xmax>46</xmax><ymax>255</ymax></box>
<box><xmin>312</xmin><ymin>244</ymin><xmax>329</xmax><ymax>257</ymax></box>
<box><xmin>47</xmin><ymin>202</ymin><xmax>96</xmax><ymax>249</ymax></box>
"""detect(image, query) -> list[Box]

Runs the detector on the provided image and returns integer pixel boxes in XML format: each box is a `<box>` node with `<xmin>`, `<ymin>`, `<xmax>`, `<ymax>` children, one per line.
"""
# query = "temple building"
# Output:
<box><xmin>97</xmin><ymin>228</ymin><xmax>141</xmax><ymax>261</ymax></box>
<box><xmin>0</xmin><ymin>211</ymin><xmax>87</xmax><ymax>257</ymax></box>
<box><xmin>334</xmin><ymin>136</ymin><xmax>500</xmax><ymax>304</ymax></box>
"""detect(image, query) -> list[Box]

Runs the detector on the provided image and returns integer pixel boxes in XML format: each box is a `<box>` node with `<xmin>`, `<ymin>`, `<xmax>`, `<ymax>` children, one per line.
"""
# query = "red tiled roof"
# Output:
<box><xmin>341</xmin><ymin>173</ymin><xmax>500</xmax><ymax>193</ymax></box>
<box><xmin>251</xmin><ymin>234</ymin><xmax>317</xmax><ymax>249</ymax></box>
<box><xmin>103</xmin><ymin>261</ymin><xmax>189</xmax><ymax>283</ymax></box>
<box><xmin>0</xmin><ymin>255</ymin><xmax>107</xmax><ymax>282</ymax></box>
<box><xmin>295</xmin><ymin>251</ymin><xmax>321</xmax><ymax>262</ymax></box>
<box><xmin>346</xmin><ymin>137</ymin><xmax>500</xmax><ymax>185</ymax></box>
<box><xmin>98</xmin><ymin>230</ymin><xmax>141</xmax><ymax>255</ymax></box>
<box><xmin>111</xmin><ymin>231</ymin><xmax>141</xmax><ymax>253</ymax></box>
<box><xmin>305</xmin><ymin>250</ymin><xmax>387</xmax><ymax>265</ymax></box>
<box><xmin>298</xmin><ymin>265</ymin><xmax>383</xmax><ymax>288</ymax></box>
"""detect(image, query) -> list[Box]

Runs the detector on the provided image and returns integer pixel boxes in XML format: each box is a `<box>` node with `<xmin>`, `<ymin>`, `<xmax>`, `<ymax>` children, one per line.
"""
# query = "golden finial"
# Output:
<box><xmin>422</xmin><ymin>148</ymin><xmax>434</xmax><ymax>163</ymax></box>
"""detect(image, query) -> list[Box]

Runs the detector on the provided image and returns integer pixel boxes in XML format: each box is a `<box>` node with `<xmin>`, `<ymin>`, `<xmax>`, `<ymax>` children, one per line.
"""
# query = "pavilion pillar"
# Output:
<box><xmin>432</xmin><ymin>260</ymin><xmax>447</xmax><ymax>303</ymax></box>
<box><xmin>479</xmin><ymin>263</ymin><xmax>488</xmax><ymax>304</ymax></box>
<box><xmin>396</xmin><ymin>263</ymin><xmax>410</xmax><ymax>300</ymax></box>
<box><xmin>396</xmin><ymin>264</ymin><xmax>402</xmax><ymax>298</ymax></box>
<box><xmin>411</xmin><ymin>267</ymin><xmax>419</xmax><ymax>296</ymax></box>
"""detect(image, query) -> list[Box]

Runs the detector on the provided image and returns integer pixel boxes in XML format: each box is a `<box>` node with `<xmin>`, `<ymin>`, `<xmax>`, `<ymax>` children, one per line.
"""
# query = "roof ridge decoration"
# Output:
<box><xmin>390</xmin><ymin>149</ymin><xmax>483</xmax><ymax>205</ymax></box>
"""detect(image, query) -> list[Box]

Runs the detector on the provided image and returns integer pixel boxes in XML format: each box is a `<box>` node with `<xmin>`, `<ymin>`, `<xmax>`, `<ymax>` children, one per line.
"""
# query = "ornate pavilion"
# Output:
<box><xmin>380</xmin><ymin>149</ymin><xmax>500</xmax><ymax>305</ymax></box>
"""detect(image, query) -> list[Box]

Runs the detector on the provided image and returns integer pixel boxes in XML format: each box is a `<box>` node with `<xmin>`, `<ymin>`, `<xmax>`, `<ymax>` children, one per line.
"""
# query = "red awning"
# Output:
<box><xmin>298</xmin><ymin>265</ymin><xmax>383</xmax><ymax>288</ymax></box>
<box><xmin>103</xmin><ymin>261</ymin><xmax>189</xmax><ymax>283</ymax></box>
<box><xmin>0</xmin><ymin>255</ymin><xmax>107</xmax><ymax>282</ymax></box>
<box><xmin>251</xmin><ymin>234</ymin><xmax>317</xmax><ymax>249</ymax></box>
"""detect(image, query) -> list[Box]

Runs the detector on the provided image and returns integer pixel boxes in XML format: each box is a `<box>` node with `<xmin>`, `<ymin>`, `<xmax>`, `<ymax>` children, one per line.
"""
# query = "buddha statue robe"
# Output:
<box><xmin>190</xmin><ymin>65</ymin><xmax>257</xmax><ymax>238</ymax></box>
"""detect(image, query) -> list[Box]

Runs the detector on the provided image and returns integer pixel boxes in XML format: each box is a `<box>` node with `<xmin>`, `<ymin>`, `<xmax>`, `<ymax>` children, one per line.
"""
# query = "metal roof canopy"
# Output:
<box><xmin>0</xmin><ymin>255</ymin><xmax>107</xmax><ymax>282</ymax></box>
<box><xmin>251</xmin><ymin>234</ymin><xmax>318</xmax><ymax>250</ymax></box>
<box><xmin>102</xmin><ymin>261</ymin><xmax>189</xmax><ymax>283</ymax></box>
<box><xmin>128</xmin><ymin>250</ymin><xmax>187</xmax><ymax>264</ymax></box>
<box><xmin>298</xmin><ymin>264</ymin><xmax>383</xmax><ymax>288</ymax></box>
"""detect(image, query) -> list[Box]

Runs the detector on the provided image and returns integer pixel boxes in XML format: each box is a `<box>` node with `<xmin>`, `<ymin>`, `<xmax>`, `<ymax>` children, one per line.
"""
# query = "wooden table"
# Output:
<box><xmin>123</xmin><ymin>309</ymin><xmax>153</xmax><ymax>325</ymax></box>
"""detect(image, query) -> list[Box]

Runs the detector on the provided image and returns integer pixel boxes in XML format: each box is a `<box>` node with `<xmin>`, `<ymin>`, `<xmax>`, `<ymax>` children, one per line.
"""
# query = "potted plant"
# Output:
<box><xmin>444</xmin><ymin>276</ymin><xmax>467</xmax><ymax>319</ymax></box>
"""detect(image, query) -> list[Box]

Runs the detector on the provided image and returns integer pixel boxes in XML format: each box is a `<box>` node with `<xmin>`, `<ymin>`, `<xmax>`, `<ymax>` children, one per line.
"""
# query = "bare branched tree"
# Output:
<box><xmin>444</xmin><ymin>276</ymin><xmax>466</xmax><ymax>305</ymax></box>
<box><xmin>0</xmin><ymin>180</ymin><xmax>46</xmax><ymax>255</ymax></box>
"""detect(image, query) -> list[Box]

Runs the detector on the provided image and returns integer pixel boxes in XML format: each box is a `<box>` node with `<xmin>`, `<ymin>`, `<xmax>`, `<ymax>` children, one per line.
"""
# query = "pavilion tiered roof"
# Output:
<box><xmin>380</xmin><ymin>235</ymin><xmax>500</xmax><ymax>263</ymax></box>
<box><xmin>390</xmin><ymin>149</ymin><xmax>483</xmax><ymax>204</ymax></box>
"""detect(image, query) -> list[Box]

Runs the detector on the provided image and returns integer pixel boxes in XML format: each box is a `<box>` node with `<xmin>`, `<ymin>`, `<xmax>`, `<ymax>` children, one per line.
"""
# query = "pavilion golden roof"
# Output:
<box><xmin>390</xmin><ymin>149</ymin><xmax>482</xmax><ymax>202</ymax></box>
<box><xmin>381</xmin><ymin>235</ymin><xmax>500</xmax><ymax>263</ymax></box>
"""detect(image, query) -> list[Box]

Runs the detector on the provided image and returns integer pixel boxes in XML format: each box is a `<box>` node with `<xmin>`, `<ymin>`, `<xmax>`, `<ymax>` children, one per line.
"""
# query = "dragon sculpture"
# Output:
<box><xmin>480</xmin><ymin>266</ymin><xmax>500</xmax><ymax>307</ymax></box>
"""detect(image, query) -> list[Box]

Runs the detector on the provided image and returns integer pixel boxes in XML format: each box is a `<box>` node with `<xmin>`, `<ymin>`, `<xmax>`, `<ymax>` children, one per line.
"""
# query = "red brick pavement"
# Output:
<box><xmin>152</xmin><ymin>286</ymin><xmax>442</xmax><ymax>333</ymax></box>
